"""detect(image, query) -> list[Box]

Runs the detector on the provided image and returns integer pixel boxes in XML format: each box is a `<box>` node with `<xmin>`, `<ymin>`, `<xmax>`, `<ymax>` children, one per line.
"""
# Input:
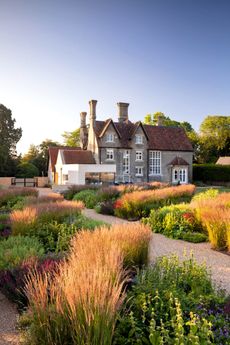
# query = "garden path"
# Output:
<box><xmin>0</xmin><ymin>292</ymin><xmax>19</xmax><ymax>345</ymax></box>
<box><xmin>83</xmin><ymin>208</ymin><xmax>230</xmax><ymax>294</ymax></box>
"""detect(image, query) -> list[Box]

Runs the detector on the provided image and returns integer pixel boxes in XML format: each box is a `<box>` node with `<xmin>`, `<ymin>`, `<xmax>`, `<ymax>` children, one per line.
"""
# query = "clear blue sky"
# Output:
<box><xmin>0</xmin><ymin>0</ymin><xmax>229</xmax><ymax>153</ymax></box>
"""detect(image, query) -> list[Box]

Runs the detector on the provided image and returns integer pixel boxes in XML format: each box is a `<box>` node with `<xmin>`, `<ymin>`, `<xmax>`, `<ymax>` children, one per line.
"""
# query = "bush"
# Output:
<box><xmin>95</xmin><ymin>200</ymin><xmax>115</xmax><ymax>215</ymax></box>
<box><xmin>115</xmin><ymin>185</ymin><xmax>196</xmax><ymax>220</ymax></box>
<box><xmin>145</xmin><ymin>204</ymin><xmax>205</xmax><ymax>242</ymax></box>
<box><xmin>113</xmin><ymin>255</ymin><xmax>228</xmax><ymax>344</ymax></box>
<box><xmin>193</xmin><ymin>164</ymin><xmax>230</xmax><ymax>183</ymax></box>
<box><xmin>192</xmin><ymin>188</ymin><xmax>219</xmax><ymax>202</ymax></box>
<box><xmin>63</xmin><ymin>184</ymin><xmax>99</xmax><ymax>200</ymax></box>
<box><xmin>0</xmin><ymin>254</ymin><xmax>61</xmax><ymax>309</ymax></box>
<box><xmin>73</xmin><ymin>189</ymin><xmax>98</xmax><ymax>208</ymax></box>
<box><xmin>0</xmin><ymin>236</ymin><xmax>44</xmax><ymax>270</ymax></box>
<box><xmin>22</xmin><ymin>224</ymin><xmax>152</xmax><ymax>345</ymax></box>
<box><xmin>16</xmin><ymin>162</ymin><xmax>39</xmax><ymax>178</ymax></box>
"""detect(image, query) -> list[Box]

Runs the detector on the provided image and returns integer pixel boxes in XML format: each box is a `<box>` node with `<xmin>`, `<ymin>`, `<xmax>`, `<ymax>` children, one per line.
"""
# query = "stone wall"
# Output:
<box><xmin>0</xmin><ymin>177</ymin><xmax>13</xmax><ymax>187</ymax></box>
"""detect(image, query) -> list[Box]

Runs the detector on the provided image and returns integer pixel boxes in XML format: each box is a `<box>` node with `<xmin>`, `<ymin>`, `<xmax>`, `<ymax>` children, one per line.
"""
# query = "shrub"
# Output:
<box><xmin>145</xmin><ymin>204</ymin><xmax>205</xmax><ymax>242</ymax></box>
<box><xmin>193</xmin><ymin>164</ymin><xmax>230</xmax><ymax>183</ymax></box>
<box><xmin>16</xmin><ymin>162</ymin><xmax>39</xmax><ymax>178</ymax></box>
<box><xmin>192</xmin><ymin>188</ymin><xmax>219</xmax><ymax>202</ymax></box>
<box><xmin>113</xmin><ymin>255</ymin><xmax>216</xmax><ymax>344</ymax></box>
<box><xmin>0</xmin><ymin>254</ymin><xmax>61</xmax><ymax>309</ymax></box>
<box><xmin>0</xmin><ymin>213</ymin><xmax>11</xmax><ymax>239</ymax></box>
<box><xmin>115</xmin><ymin>184</ymin><xmax>196</xmax><ymax>220</ymax></box>
<box><xmin>10</xmin><ymin>200</ymin><xmax>84</xmax><ymax>236</ymax></box>
<box><xmin>63</xmin><ymin>184</ymin><xmax>99</xmax><ymax>200</ymax></box>
<box><xmin>0</xmin><ymin>236</ymin><xmax>44</xmax><ymax>270</ymax></box>
<box><xmin>97</xmin><ymin>186</ymin><xmax>121</xmax><ymax>202</ymax></box>
<box><xmin>22</xmin><ymin>224</ymin><xmax>151</xmax><ymax>345</ymax></box>
<box><xmin>73</xmin><ymin>189</ymin><xmax>98</xmax><ymax>208</ymax></box>
<box><xmin>95</xmin><ymin>200</ymin><xmax>115</xmax><ymax>215</ymax></box>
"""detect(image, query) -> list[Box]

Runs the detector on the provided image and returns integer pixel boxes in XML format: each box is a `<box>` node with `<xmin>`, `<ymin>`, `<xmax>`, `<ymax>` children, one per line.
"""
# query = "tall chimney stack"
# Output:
<box><xmin>89</xmin><ymin>99</ymin><xmax>97</xmax><ymax>126</ymax></box>
<box><xmin>117</xmin><ymin>102</ymin><xmax>129</xmax><ymax>123</ymax></box>
<box><xmin>80</xmin><ymin>112</ymin><xmax>88</xmax><ymax>150</ymax></box>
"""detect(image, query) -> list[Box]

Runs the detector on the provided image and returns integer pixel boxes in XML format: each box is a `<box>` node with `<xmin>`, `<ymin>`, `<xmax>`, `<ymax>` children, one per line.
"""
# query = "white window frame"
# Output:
<box><xmin>123</xmin><ymin>150</ymin><xmax>130</xmax><ymax>175</ymax></box>
<box><xmin>135</xmin><ymin>150</ymin><xmax>143</xmax><ymax>161</ymax></box>
<box><xmin>173</xmin><ymin>167</ymin><xmax>188</xmax><ymax>184</ymax></box>
<box><xmin>106</xmin><ymin>149</ymin><xmax>114</xmax><ymax>161</ymax></box>
<box><xmin>149</xmin><ymin>151</ymin><xmax>161</xmax><ymax>175</ymax></box>
<box><xmin>135</xmin><ymin>166</ymin><xmax>143</xmax><ymax>176</ymax></box>
<box><xmin>135</xmin><ymin>134</ymin><xmax>143</xmax><ymax>144</ymax></box>
<box><xmin>105</xmin><ymin>133</ymin><xmax>114</xmax><ymax>143</ymax></box>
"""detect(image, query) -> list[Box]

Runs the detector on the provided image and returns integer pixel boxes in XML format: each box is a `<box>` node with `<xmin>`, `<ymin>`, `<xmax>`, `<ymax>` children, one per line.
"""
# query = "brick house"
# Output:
<box><xmin>80</xmin><ymin>100</ymin><xmax>193</xmax><ymax>184</ymax></box>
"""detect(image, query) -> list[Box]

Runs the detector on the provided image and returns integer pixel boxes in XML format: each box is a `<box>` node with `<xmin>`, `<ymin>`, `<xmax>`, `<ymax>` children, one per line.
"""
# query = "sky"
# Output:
<box><xmin>0</xmin><ymin>0</ymin><xmax>230</xmax><ymax>154</ymax></box>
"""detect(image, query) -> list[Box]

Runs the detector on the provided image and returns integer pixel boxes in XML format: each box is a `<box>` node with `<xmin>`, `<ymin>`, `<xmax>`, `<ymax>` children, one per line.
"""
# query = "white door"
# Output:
<box><xmin>172</xmin><ymin>167</ymin><xmax>188</xmax><ymax>184</ymax></box>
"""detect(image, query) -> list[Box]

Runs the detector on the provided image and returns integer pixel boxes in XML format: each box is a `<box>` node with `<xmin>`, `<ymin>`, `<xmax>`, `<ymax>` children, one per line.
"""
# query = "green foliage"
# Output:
<box><xmin>73</xmin><ymin>189</ymin><xmax>98</xmax><ymax>208</ymax></box>
<box><xmin>22</xmin><ymin>140</ymin><xmax>60</xmax><ymax>176</ymax></box>
<box><xmin>113</xmin><ymin>255</ymin><xmax>215</xmax><ymax>344</ymax></box>
<box><xmin>16</xmin><ymin>162</ymin><xmax>39</xmax><ymax>178</ymax></box>
<box><xmin>0</xmin><ymin>104</ymin><xmax>22</xmax><ymax>176</ymax></box>
<box><xmin>63</xmin><ymin>184</ymin><xmax>99</xmax><ymax>200</ymax></box>
<box><xmin>62</xmin><ymin>128</ymin><xmax>80</xmax><ymax>147</ymax></box>
<box><xmin>0</xmin><ymin>236</ymin><xmax>44</xmax><ymax>270</ymax></box>
<box><xmin>193</xmin><ymin>164</ymin><xmax>230</xmax><ymax>182</ymax></box>
<box><xmin>145</xmin><ymin>204</ymin><xmax>206</xmax><ymax>242</ymax></box>
<box><xmin>192</xmin><ymin>188</ymin><xmax>219</xmax><ymax>202</ymax></box>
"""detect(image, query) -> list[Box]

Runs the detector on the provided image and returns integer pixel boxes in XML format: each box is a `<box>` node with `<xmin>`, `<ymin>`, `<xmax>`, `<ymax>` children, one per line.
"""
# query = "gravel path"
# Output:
<box><xmin>0</xmin><ymin>293</ymin><xmax>19</xmax><ymax>345</ymax></box>
<box><xmin>83</xmin><ymin>208</ymin><xmax>230</xmax><ymax>294</ymax></box>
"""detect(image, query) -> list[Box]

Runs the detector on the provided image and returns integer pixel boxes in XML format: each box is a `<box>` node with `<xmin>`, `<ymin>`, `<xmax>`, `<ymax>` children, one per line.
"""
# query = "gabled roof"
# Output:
<box><xmin>60</xmin><ymin>150</ymin><xmax>95</xmax><ymax>164</ymax></box>
<box><xmin>94</xmin><ymin>120</ymin><xmax>193</xmax><ymax>151</ymax></box>
<box><xmin>216</xmin><ymin>156</ymin><xmax>230</xmax><ymax>165</ymax></box>
<box><xmin>48</xmin><ymin>146</ymin><xmax>81</xmax><ymax>171</ymax></box>
<box><xmin>130</xmin><ymin>121</ymin><xmax>149</xmax><ymax>140</ymax></box>
<box><xmin>98</xmin><ymin>118</ymin><xmax>121</xmax><ymax>138</ymax></box>
<box><xmin>168</xmin><ymin>156</ymin><xmax>189</xmax><ymax>166</ymax></box>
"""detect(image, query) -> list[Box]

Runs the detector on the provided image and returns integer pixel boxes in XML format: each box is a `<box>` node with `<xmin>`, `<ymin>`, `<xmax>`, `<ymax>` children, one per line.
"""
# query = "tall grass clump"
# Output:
<box><xmin>23</xmin><ymin>223</ymin><xmax>152</xmax><ymax>345</ymax></box>
<box><xmin>10</xmin><ymin>200</ymin><xmax>84</xmax><ymax>236</ymax></box>
<box><xmin>0</xmin><ymin>187</ymin><xmax>38</xmax><ymax>208</ymax></box>
<box><xmin>115</xmin><ymin>184</ymin><xmax>196</xmax><ymax>220</ymax></box>
<box><xmin>191</xmin><ymin>192</ymin><xmax>230</xmax><ymax>250</ymax></box>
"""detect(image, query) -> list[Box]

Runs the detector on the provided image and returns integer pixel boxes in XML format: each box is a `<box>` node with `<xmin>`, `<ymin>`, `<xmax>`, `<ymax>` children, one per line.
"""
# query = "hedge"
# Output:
<box><xmin>193</xmin><ymin>164</ymin><xmax>230</xmax><ymax>182</ymax></box>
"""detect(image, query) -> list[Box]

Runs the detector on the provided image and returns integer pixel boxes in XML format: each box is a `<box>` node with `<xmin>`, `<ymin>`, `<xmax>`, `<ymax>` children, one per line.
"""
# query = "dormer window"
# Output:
<box><xmin>135</xmin><ymin>134</ymin><xmax>143</xmax><ymax>144</ymax></box>
<box><xmin>106</xmin><ymin>133</ymin><xmax>114</xmax><ymax>143</ymax></box>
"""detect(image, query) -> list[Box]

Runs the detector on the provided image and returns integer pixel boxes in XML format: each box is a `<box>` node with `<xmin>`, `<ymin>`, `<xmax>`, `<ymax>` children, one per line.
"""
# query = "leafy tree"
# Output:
<box><xmin>144</xmin><ymin>112</ymin><xmax>194</xmax><ymax>133</ymax></box>
<box><xmin>198</xmin><ymin>116</ymin><xmax>230</xmax><ymax>163</ymax></box>
<box><xmin>0</xmin><ymin>104</ymin><xmax>22</xmax><ymax>176</ymax></box>
<box><xmin>16</xmin><ymin>162</ymin><xmax>39</xmax><ymax>178</ymax></box>
<box><xmin>62</xmin><ymin>128</ymin><xmax>80</xmax><ymax>147</ymax></box>
<box><xmin>22</xmin><ymin>140</ymin><xmax>60</xmax><ymax>176</ymax></box>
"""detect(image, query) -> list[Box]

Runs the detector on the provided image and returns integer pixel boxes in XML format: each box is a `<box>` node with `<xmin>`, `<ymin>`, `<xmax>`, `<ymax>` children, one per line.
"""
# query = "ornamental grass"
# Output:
<box><xmin>115</xmin><ymin>184</ymin><xmax>196</xmax><ymax>219</ymax></box>
<box><xmin>23</xmin><ymin>223</ymin><xmax>151</xmax><ymax>345</ymax></box>
<box><xmin>0</xmin><ymin>187</ymin><xmax>38</xmax><ymax>208</ymax></box>
<box><xmin>191</xmin><ymin>192</ymin><xmax>230</xmax><ymax>251</ymax></box>
<box><xmin>10</xmin><ymin>200</ymin><xmax>84</xmax><ymax>236</ymax></box>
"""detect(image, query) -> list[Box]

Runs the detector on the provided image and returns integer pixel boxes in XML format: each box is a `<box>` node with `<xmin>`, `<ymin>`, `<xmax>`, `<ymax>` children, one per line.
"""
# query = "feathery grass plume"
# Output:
<box><xmin>200</xmin><ymin>207</ymin><xmax>229</xmax><ymax>250</ymax></box>
<box><xmin>115</xmin><ymin>184</ymin><xmax>195</xmax><ymax>219</ymax></box>
<box><xmin>10</xmin><ymin>200</ymin><xmax>84</xmax><ymax>236</ymax></box>
<box><xmin>23</xmin><ymin>223</ymin><xmax>151</xmax><ymax>345</ymax></box>
<box><xmin>0</xmin><ymin>187</ymin><xmax>38</xmax><ymax>208</ymax></box>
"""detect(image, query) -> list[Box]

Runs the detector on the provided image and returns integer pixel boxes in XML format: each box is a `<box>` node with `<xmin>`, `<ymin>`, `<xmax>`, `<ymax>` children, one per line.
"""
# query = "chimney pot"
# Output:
<box><xmin>89</xmin><ymin>99</ymin><xmax>97</xmax><ymax>124</ymax></box>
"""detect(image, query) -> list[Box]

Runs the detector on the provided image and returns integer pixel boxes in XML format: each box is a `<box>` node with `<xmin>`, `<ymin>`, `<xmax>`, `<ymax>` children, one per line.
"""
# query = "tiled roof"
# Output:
<box><xmin>94</xmin><ymin>120</ymin><xmax>193</xmax><ymax>151</ymax></box>
<box><xmin>216</xmin><ymin>156</ymin><xmax>230</xmax><ymax>165</ymax></box>
<box><xmin>48</xmin><ymin>146</ymin><xmax>81</xmax><ymax>171</ymax></box>
<box><xmin>168</xmin><ymin>156</ymin><xmax>189</xmax><ymax>166</ymax></box>
<box><xmin>61</xmin><ymin>150</ymin><xmax>96</xmax><ymax>164</ymax></box>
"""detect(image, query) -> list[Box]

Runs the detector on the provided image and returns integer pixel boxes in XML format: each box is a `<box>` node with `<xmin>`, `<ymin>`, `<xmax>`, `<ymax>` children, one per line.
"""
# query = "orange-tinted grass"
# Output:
<box><xmin>10</xmin><ymin>200</ymin><xmax>84</xmax><ymax>235</ymax></box>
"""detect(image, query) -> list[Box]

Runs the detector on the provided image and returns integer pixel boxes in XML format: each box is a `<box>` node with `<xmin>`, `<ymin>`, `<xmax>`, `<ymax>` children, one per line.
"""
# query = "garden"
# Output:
<box><xmin>0</xmin><ymin>185</ymin><xmax>229</xmax><ymax>344</ymax></box>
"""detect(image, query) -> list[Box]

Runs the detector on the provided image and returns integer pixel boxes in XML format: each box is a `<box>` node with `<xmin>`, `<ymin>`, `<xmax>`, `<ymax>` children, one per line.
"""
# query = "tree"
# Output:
<box><xmin>22</xmin><ymin>139</ymin><xmax>60</xmax><ymax>176</ymax></box>
<box><xmin>62</xmin><ymin>128</ymin><xmax>80</xmax><ymax>147</ymax></box>
<box><xmin>16</xmin><ymin>162</ymin><xmax>39</xmax><ymax>178</ymax></box>
<box><xmin>198</xmin><ymin>116</ymin><xmax>230</xmax><ymax>163</ymax></box>
<box><xmin>0</xmin><ymin>104</ymin><xmax>22</xmax><ymax>176</ymax></box>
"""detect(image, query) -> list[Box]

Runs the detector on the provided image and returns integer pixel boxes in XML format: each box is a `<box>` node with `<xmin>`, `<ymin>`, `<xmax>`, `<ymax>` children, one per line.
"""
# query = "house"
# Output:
<box><xmin>48</xmin><ymin>100</ymin><xmax>193</xmax><ymax>185</ymax></box>
<box><xmin>81</xmin><ymin>100</ymin><xmax>193</xmax><ymax>184</ymax></box>
<box><xmin>216</xmin><ymin>156</ymin><xmax>230</xmax><ymax>165</ymax></box>
<box><xmin>48</xmin><ymin>146</ymin><xmax>116</xmax><ymax>185</ymax></box>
